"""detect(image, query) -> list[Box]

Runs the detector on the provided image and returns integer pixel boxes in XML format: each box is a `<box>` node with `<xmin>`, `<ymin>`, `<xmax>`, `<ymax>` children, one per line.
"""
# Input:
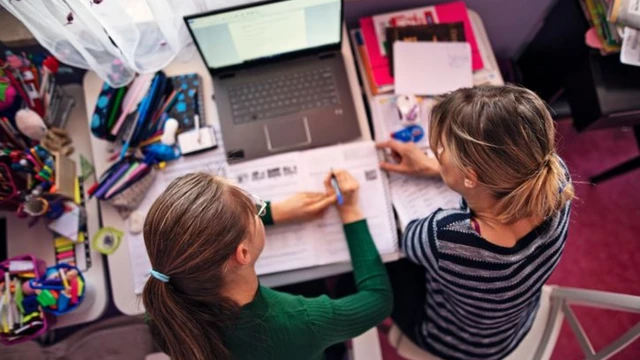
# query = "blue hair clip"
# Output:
<box><xmin>149</xmin><ymin>269</ymin><xmax>170</xmax><ymax>283</ymax></box>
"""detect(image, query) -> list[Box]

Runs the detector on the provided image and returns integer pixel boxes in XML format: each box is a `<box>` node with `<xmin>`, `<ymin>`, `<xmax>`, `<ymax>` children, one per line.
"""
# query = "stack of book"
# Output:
<box><xmin>353</xmin><ymin>1</ymin><xmax>485</xmax><ymax>95</ymax></box>
<box><xmin>581</xmin><ymin>0</ymin><xmax>623</xmax><ymax>54</ymax></box>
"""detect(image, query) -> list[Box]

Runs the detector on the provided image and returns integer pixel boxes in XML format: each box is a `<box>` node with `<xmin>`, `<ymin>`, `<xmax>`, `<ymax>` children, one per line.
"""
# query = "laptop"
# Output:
<box><xmin>185</xmin><ymin>0</ymin><xmax>361</xmax><ymax>162</ymax></box>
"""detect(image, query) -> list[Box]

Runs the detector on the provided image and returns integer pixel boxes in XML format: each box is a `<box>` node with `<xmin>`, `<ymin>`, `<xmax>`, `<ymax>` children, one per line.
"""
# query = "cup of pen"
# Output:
<box><xmin>0</xmin><ymin>254</ymin><xmax>52</xmax><ymax>346</ymax></box>
<box><xmin>30</xmin><ymin>263</ymin><xmax>86</xmax><ymax>316</ymax></box>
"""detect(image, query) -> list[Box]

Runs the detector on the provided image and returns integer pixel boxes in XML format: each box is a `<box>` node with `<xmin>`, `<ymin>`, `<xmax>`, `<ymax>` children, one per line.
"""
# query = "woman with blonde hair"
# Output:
<box><xmin>378</xmin><ymin>85</ymin><xmax>574</xmax><ymax>360</ymax></box>
<box><xmin>142</xmin><ymin>169</ymin><xmax>392</xmax><ymax>360</ymax></box>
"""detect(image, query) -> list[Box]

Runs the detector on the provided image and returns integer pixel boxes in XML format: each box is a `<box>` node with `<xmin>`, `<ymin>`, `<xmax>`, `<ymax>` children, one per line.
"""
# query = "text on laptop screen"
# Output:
<box><xmin>187</xmin><ymin>0</ymin><xmax>341</xmax><ymax>69</ymax></box>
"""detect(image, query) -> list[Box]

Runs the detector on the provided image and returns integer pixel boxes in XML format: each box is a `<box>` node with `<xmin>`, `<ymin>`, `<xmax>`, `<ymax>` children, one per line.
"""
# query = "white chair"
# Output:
<box><xmin>370</xmin><ymin>285</ymin><xmax>640</xmax><ymax>360</ymax></box>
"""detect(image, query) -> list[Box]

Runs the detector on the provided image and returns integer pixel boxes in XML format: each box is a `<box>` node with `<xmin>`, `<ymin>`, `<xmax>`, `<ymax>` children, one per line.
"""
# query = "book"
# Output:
<box><xmin>351</xmin><ymin>29</ymin><xmax>394</xmax><ymax>95</ymax></box>
<box><xmin>359</xmin><ymin>1</ymin><xmax>483</xmax><ymax>90</ymax></box>
<box><xmin>584</xmin><ymin>0</ymin><xmax>621</xmax><ymax>54</ymax></box>
<box><xmin>386</xmin><ymin>22</ymin><xmax>465</xmax><ymax>75</ymax></box>
<box><xmin>609</xmin><ymin>0</ymin><xmax>640</xmax><ymax>29</ymax></box>
<box><xmin>169</xmin><ymin>73</ymin><xmax>205</xmax><ymax>130</ymax></box>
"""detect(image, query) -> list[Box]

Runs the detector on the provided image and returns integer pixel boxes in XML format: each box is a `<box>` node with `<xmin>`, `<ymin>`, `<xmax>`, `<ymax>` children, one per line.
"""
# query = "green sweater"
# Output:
<box><xmin>224</xmin><ymin>204</ymin><xmax>393</xmax><ymax>360</ymax></box>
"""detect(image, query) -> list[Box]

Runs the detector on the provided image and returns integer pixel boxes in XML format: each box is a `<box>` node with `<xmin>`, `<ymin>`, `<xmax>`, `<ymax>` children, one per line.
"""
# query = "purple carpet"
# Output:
<box><xmin>378</xmin><ymin>120</ymin><xmax>640</xmax><ymax>359</ymax></box>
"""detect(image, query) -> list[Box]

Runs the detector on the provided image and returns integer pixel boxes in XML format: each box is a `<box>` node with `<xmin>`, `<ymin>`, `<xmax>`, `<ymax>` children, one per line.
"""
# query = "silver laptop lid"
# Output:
<box><xmin>185</xmin><ymin>0</ymin><xmax>343</xmax><ymax>74</ymax></box>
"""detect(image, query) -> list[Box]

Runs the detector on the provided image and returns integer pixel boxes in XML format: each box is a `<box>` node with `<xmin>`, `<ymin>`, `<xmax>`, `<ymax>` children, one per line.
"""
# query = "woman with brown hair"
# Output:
<box><xmin>377</xmin><ymin>85</ymin><xmax>574</xmax><ymax>360</ymax></box>
<box><xmin>142</xmin><ymin>169</ymin><xmax>392</xmax><ymax>360</ymax></box>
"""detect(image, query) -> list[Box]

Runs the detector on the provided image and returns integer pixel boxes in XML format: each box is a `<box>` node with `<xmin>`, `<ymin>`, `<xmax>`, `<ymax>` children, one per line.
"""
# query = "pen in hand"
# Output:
<box><xmin>330</xmin><ymin>170</ymin><xmax>344</xmax><ymax>206</ymax></box>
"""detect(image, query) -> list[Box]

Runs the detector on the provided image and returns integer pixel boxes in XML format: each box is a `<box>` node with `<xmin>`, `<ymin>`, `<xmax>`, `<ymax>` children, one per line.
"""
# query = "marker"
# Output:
<box><xmin>330</xmin><ymin>171</ymin><xmax>344</xmax><ymax>206</ymax></box>
<box><xmin>195</xmin><ymin>114</ymin><xmax>201</xmax><ymax>143</ymax></box>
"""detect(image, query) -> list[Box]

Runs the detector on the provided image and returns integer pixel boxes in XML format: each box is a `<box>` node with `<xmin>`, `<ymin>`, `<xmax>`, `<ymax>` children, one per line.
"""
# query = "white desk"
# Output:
<box><xmin>83</xmin><ymin>26</ymin><xmax>399</xmax><ymax>316</ymax></box>
<box><xmin>4</xmin><ymin>84</ymin><xmax>109</xmax><ymax>328</ymax></box>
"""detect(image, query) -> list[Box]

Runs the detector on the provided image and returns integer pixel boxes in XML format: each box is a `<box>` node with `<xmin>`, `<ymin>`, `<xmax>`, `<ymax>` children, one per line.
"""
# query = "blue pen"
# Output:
<box><xmin>330</xmin><ymin>171</ymin><xmax>344</xmax><ymax>206</ymax></box>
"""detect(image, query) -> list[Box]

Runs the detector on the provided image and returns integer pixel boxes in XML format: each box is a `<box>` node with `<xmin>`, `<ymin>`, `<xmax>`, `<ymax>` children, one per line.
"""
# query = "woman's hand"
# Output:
<box><xmin>324</xmin><ymin>169</ymin><xmax>364</xmax><ymax>224</ymax></box>
<box><xmin>376</xmin><ymin>140</ymin><xmax>440</xmax><ymax>177</ymax></box>
<box><xmin>271</xmin><ymin>192</ymin><xmax>336</xmax><ymax>224</ymax></box>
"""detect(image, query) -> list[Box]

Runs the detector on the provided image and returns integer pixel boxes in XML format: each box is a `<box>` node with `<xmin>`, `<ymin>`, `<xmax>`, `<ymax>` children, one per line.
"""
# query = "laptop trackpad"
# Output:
<box><xmin>264</xmin><ymin>117</ymin><xmax>311</xmax><ymax>152</ymax></box>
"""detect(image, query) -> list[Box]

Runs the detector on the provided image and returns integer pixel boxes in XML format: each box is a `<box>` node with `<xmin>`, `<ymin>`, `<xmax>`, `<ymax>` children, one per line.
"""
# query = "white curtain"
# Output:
<box><xmin>0</xmin><ymin>0</ymin><xmax>257</xmax><ymax>87</ymax></box>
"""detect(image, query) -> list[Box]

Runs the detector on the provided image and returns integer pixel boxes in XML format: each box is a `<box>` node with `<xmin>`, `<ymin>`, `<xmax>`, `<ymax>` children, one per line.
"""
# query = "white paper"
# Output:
<box><xmin>389</xmin><ymin>173</ymin><xmax>461</xmax><ymax>229</ymax></box>
<box><xmin>302</xmin><ymin>142</ymin><xmax>398</xmax><ymax>262</ymax></box>
<box><xmin>372</xmin><ymin>6</ymin><xmax>438</xmax><ymax>56</ymax></box>
<box><xmin>621</xmin><ymin>27</ymin><xmax>640</xmax><ymax>67</ymax></box>
<box><xmin>394</xmin><ymin>41</ymin><xmax>473</xmax><ymax>96</ymax></box>
<box><xmin>228</xmin><ymin>141</ymin><xmax>398</xmax><ymax>275</ymax></box>
<box><xmin>229</xmin><ymin>152</ymin><xmax>317</xmax><ymax>275</ymax></box>
<box><xmin>46</xmin><ymin>201</ymin><xmax>80</xmax><ymax>242</ymax></box>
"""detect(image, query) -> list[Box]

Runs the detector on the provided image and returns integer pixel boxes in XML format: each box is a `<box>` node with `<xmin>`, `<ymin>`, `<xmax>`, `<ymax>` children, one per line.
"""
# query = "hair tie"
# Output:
<box><xmin>150</xmin><ymin>269</ymin><xmax>170</xmax><ymax>283</ymax></box>
<box><xmin>541</xmin><ymin>153</ymin><xmax>555</xmax><ymax>168</ymax></box>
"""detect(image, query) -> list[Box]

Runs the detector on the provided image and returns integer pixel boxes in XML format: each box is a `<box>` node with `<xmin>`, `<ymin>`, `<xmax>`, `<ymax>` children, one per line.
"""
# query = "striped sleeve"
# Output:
<box><xmin>401</xmin><ymin>210</ymin><xmax>441</xmax><ymax>271</ymax></box>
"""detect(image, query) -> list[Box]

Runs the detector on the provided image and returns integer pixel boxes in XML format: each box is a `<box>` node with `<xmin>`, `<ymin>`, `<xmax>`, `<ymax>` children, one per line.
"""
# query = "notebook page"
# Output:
<box><xmin>228</xmin><ymin>152</ymin><xmax>317</xmax><ymax>275</ymax></box>
<box><xmin>301</xmin><ymin>141</ymin><xmax>398</xmax><ymax>265</ymax></box>
<box><xmin>389</xmin><ymin>173</ymin><xmax>461</xmax><ymax>229</ymax></box>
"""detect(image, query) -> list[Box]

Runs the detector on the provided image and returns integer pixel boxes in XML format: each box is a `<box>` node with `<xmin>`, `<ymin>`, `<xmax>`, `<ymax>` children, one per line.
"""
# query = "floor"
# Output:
<box><xmin>378</xmin><ymin>120</ymin><xmax>640</xmax><ymax>360</ymax></box>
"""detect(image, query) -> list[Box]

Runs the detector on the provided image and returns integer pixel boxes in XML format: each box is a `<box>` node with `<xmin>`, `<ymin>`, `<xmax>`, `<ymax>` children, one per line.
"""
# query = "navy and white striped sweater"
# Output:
<box><xmin>402</xmin><ymin>183</ymin><xmax>571</xmax><ymax>359</ymax></box>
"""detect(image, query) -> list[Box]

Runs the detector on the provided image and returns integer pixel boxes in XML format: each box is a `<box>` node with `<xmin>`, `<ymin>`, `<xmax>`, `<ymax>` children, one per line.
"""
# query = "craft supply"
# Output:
<box><xmin>70</xmin><ymin>279</ymin><xmax>78</xmax><ymax>304</ymax></box>
<box><xmin>161</xmin><ymin>118</ymin><xmax>179</xmax><ymax>145</ymax></box>
<box><xmin>128</xmin><ymin>211</ymin><xmax>144</xmax><ymax>234</ymax></box>
<box><xmin>392</xmin><ymin>124</ymin><xmax>425</xmax><ymax>143</ymax></box>
<box><xmin>23</xmin><ymin>197</ymin><xmax>48</xmax><ymax>216</ymax></box>
<box><xmin>194</xmin><ymin>114</ymin><xmax>201</xmax><ymax>143</ymax></box>
<box><xmin>33</xmin><ymin>264</ymin><xmax>85</xmax><ymax>315</ymax></box>
<box><xmin>330</xmin><ymin>171</ymin><xmax>344</xmax><ymax>206</ymax></box>
<box><xmin>54</xmin><ymin>237</ymin><xmax>76</xmax><ymax>266</ymax></box>
<box><xmin>111</xmin><ymin>74</ymin><xmax>153</xmax><ymax>136</ymax></box>
<box><xmin>8</xmin><ymin>261</ymin><xmax>34</xmax><ymax>273</ymax></box>
<box><xmin>93</xmin><ymin>226</ymin><xmax>125</xmax><ymax>255</ymax></box>
<box><xmin>15</xmin><ymin>109</ymin><xmax>47</xmax><ymax>141</ymax></box>
<box><xmin>396</xmin><ymin>95</ymin><xmax>419</xmax><ymax>125</ymax></box>
<box><xmin>54</xmin><ymin>153</ymin><xmax>77</xmax><ymax>200</ymax></box>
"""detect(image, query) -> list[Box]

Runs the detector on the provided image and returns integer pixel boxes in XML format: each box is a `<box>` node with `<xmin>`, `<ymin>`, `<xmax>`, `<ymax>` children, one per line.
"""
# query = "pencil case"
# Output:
<box><xmin>106</xmin><ymin>166</ymin><xmax>156</xmax><ymax>219</ymax></box>
<box><xmin>30</xmin><ymin>263</ymin><xmax>86</xmax><ymax>316</ymax></box>
<box><xmin>93</xmin><ymin>156</ymin><xmax>157</xmax><ymax>219</ymax></box>
<box><xmin>0</xmin><ymin>254</ymin><xmax>53</xmax><ymax>346</ymax></box>
<box><xmin>91</xmin><ymin>82</ymin><xmax>126</xmax><ymax>142</ymax></box>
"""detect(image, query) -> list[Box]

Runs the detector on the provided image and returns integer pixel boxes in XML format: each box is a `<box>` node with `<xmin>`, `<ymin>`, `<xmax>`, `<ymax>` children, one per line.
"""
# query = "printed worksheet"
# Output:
<box><xmin>301</xmin><ymin>142</ymin><xmax>398</xmax><ymax>263</ymax></box>
<box><xmin>229</xmin><ymin>152</ymin><xmax>318</xmax><ymax>275</ymax></box>
<box><xmin>229</xmin><ymin>141</ymin><xmax>398</xmax><ymax>275</ymax></box>
<box><xmin>389</xmin><ymin>173</ymin><xmax>461</xmax><ymax>229</ymax></box>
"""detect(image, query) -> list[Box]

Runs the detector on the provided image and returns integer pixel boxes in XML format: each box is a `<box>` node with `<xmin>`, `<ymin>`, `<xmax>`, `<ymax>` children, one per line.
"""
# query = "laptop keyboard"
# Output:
<box><xmin>229</xmin><ymin>67</ymin><xmax>340</xmax><ymax>124</ymax></box>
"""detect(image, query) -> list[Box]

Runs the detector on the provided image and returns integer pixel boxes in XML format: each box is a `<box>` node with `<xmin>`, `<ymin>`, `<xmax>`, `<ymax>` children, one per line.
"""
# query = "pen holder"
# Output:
<box><xmin>0</xmin><ymin>254</ymin><xmax>52</xmax><ymax>346</ymax></box>
<box><xmin>34</xmin><ymin>263</ymin><xmax>86</xmax><ymax>316</ymax></box>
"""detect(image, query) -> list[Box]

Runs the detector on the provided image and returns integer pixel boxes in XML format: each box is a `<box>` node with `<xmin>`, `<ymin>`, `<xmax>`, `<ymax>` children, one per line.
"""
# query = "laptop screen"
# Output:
<box><xmin>186</xmin><ymin>0</ymin><xmax>342</xmax><ymax>70</ymax></box>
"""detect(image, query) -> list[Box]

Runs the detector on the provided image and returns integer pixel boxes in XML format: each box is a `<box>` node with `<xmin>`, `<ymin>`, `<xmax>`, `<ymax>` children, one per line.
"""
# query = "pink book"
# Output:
<box><xmin>360</xmin><ymin>1</ymin><xmax>484</xmax><ymax>88</ymax></box>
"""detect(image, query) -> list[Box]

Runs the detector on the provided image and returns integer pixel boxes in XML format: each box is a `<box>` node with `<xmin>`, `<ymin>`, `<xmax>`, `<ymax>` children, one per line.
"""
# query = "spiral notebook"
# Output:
<box><xmin>168</xmin><ymin>73</ymin><xmax>205</xmax><ymax>130</ymax></box>
<box><xmin>228</xmin><ymin>141</ymin><xmax>398</xmax><ymax>275</ymax></box>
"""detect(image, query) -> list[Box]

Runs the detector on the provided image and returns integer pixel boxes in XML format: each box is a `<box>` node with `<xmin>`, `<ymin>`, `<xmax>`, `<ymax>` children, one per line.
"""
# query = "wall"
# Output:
<box><xmin>0</xmin><ymin>8</ymin><xmax>36</xmax><ymax>47</ymax></box>
<box><xmin>344</xmin><ymin>0</ymin><xmax>558</xmax><ymax>58</ymax></box>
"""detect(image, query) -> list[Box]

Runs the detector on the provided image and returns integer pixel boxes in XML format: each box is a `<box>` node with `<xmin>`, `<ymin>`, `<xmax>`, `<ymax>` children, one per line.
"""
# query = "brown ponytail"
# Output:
<box><xmin>429</xmin><ymin>85</ymin><xmax>574</xmax><ymax>223</ymax></box>
<box><xmin>142</xmin><ymin>173</ymin><xmax>256</xmax><ymax>360</ymax></box>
